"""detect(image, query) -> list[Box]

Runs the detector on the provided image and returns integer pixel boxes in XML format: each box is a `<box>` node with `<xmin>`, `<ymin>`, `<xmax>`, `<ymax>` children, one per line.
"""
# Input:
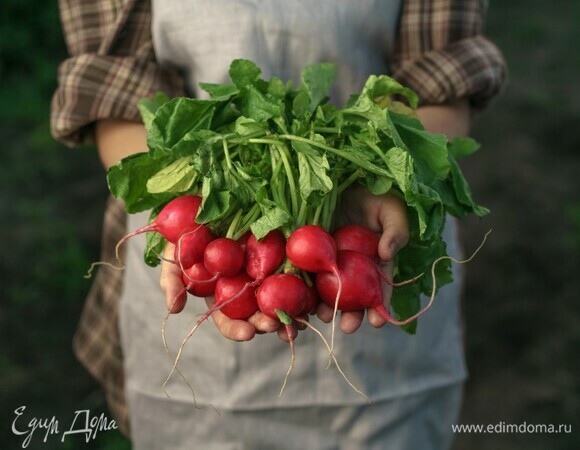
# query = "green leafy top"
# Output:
<box><xmin>107</xmin><ymin>59</ymin><xmax>488</xmax><ymax>333</ymax></box>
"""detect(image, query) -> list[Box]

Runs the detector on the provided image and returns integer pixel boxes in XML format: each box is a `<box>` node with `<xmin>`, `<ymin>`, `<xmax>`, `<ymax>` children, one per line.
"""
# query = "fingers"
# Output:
<box><xmin>316</xmin><ymin>302</ymin><xmax>334</xmax><ymax>323</ymax></box>
<box><xmin>339</xmin><ymin>311</ymin><xmax>365</xmax><ymax>334</ymax></box>
<box><xmin>341</xmin><ymin>186</ymin><xmax>409</xmax><ymax>262</ymax></box>
<box><xmin>160</xmin><ymin>242</ymin><xmax>187</xmax><ymax>313</ymax></box>
<box><xmin>203</xmin><ymin>296</ymin><xmax>279</xmax><ymax>341</ymax></box>
<box><xmin>316</xmin><ymin>303</ymin><xmax>365</xmax><ymax>334</ymax></box>
<box><xmin>374</xmin><ymin>193</ymin><xmax>409</xmax><ymax>262</ymax></box>
<box><xmin>367</xmin><ymin>308</ymin><xmax>388</xmax><ymax>328</ymax></box>
<box><xmin>209</xmin><ymin>310</ymin><xmax>286</xmax><ymax>342</ymax></box>
<box><xmin>209</xmin><ymin>308</ymin><xmax>257</xmax><ymax>342</ymax></box>
<box><xmin>277</xmin><ymin>324</ymin><xmax>298</xmax><ymax>343</ymax></box>
<box><xmin>247</xmin><ymin>311</ymin><xmax>281</xmax><ymax>334</ymax></box>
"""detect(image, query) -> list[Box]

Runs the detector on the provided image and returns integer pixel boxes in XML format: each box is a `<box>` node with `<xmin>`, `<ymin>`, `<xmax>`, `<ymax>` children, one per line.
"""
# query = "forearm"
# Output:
<box><xmin>95</xmin><ymin>119</ymin><xmax>148</xmax><ymax>170</ymax></box>
<box><xmin>415</xmin><ymin>99</ymin><xmax>471</xmax><ymax>140</ymax></box>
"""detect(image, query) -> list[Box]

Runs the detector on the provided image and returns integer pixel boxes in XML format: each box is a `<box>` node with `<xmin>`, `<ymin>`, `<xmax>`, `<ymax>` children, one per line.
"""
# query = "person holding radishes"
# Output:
<box><xmin>51</xmin><ymin>0</ymin><xmax>507</xmax><ymax>448</ymax></box>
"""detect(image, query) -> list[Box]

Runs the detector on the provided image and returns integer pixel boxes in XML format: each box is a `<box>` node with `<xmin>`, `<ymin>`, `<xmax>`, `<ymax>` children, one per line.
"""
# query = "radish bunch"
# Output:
<box><xmin>123</xmin><ymin>195</ymin><xmax>420</xmax><ymax>329</ymax></box>
<box><xmin>102</xmin><ymin>59</ymin><xmax>491</xmax><ymax>399</ymax></box>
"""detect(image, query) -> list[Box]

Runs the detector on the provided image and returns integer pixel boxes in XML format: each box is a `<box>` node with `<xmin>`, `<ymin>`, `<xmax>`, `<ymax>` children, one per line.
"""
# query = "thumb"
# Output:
<box><xmin>160</xmin><ymin>242</ymin><xmax>187</xmax><ymax>313</ymax></box>
<box><xmin>376</xmin><ymin>196</ymin><xmax>409</xmax><ymax>262</ymax></box>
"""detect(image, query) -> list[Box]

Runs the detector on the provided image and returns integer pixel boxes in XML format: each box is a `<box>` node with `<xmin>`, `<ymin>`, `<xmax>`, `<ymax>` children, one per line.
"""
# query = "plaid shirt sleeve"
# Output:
<box><xmin>50</xmin><ymin>0</ymin><xmax>184</xmax><ymax>147</ymax></box>
<box><xmin>391</xmin><ymin>0</ymin><xmax>507</xmax><ymax>109</ymax></box>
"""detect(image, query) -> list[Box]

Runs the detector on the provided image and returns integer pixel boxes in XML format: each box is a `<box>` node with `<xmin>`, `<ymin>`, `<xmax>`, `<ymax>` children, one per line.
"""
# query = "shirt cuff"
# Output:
<box><xmin>391</xmin><ymin>35</ymin><xmax>507</xmax><ymax>110</ymax></box>
<box><xmin>51</xmin><ymin>54</ymin><xmax>183</xmax><ymax>147</ymax></box>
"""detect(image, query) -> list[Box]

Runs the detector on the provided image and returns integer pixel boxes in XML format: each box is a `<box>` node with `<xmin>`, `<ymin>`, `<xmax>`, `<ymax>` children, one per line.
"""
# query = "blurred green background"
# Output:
<box><xmin>1</xmin><ymin>1</ymin><xmax>578</xmax><ymax>449</ymax></box>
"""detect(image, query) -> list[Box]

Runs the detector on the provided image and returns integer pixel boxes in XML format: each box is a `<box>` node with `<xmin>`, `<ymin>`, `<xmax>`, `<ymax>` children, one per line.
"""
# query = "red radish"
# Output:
<box><xmin>236</xmin><ymin>231</ymin><xmax>252</xmax><ymax>251</ymax></box>
<box><xmin>257</xmin><ymin>273</ymin><xmax>308</xmax><ymax>320</ymax></box>
<box><xmin>203</xmin><ymin>237</ymin><xmax>245</xmax><ymax>278</ymax></box>
<box><xmin>317</xmin><ymin>250</ymin><xmax>382</xmax><ymax>312</ymax></box>
<box><xmin>201</xmin><ymin>229</ymin><xmax>287</xmax><ymax>319</ymax></box>
<box><xmin>286</xmin><ymin>224</ymin><xmax>343</xmax><ymax>352</ymax></box>
<box><xmin>245</xmin><ymin>230</ymin><xmax>286</xmax><ymax>282</ymax></box>
<box><xmin>316</xmin><ymin>250</ymin><xmax>427</xmax><ymax>326</ymax></box>
<box><xmin>215</xmin><ymin>273</ymin><xmax>259</xmax><ymax>320</ymax></box>
<box><xmin>174</xmin><ymin>225</ymin><xmax>214</xmax><ymax>270</ymax></box>
<box><xmin>86</xmin><ymin>194</ymin><xmax>203</xmax><ymax>276</ymax></box>
<box><xmin>332</xmin><ymin>224</ymin><xmax>379</xmax><ymax>261</ymax></box>
<box><xmin>286</xmin><ymin>225</ymin><xmax>339</xmax><ymax>274</ymax></box>
<box><xmin>181</xmin><ymin>262</ymin><xmax>217</xmax><ymax>297</ymax></box>
<box><xmin>317</xmin><ymin>229</ymin><xmax>494</xmax><ymax>326</ymax></box>
<box><xmin>118</xmin><ymin>195</ymin><xmax>202</xmax><ymax>250</ymax></box>
<box><xmin>332</xmin><ymin>224</ymin><xmax>419</xmax><ymax>288</ymax></box>
<box><xmin>301</xmin><ymin>285</ymin><xmax>320</xmax><ymax>316</ymax></box>
<box><xmin>256</xmin><ymin>273</ymin><xmax>308</xmax><ymax>396</ymax></box>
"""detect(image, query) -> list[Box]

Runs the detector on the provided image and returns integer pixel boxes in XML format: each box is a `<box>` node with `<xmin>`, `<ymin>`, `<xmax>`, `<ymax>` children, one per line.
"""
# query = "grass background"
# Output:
<box><xmin>1</xmin><ymin>1</ymin><xmax>578</xmax><ymax>448</ymax></box>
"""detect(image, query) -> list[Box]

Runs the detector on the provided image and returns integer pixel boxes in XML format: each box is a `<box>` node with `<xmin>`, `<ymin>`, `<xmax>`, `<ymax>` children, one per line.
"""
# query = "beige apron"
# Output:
<box><xmin>119</xmin><ymin>1</ymin><xmax>466</xmax><ymax>448</ymax></box>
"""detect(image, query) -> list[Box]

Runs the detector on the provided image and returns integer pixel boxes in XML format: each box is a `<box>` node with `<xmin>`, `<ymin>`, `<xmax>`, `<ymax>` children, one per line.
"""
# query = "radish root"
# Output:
<box><xmin>278</xmin><ymin>323</ymin><xmax>296</xmax><ymax>398</ymax></box>
<box><xmin>162</xmin><ymin>291</ymin><xmax>249</xmax><ymax>395</ymax></box>
<box><xmin>160</xmin><ymin>289</ymin><xmax>203</xmax><ymax>410</ymax></box>
<box><xmin>161</xmin><ymin>291</ymin><xmax>222</xmax><ymax>415</ymax></box>
<box><xmin>382</xmin><ymin>229</ymin><xmax>492</xmax><ymax>326</ymax></box>
<box><xmin>377</xmin><ymin>269</ymin><xmax>424</xmax><ymax>287</ymax></box>
<box><xmin>328</xmin><ymin>271</ymin><xmax>343</xmax><ymax>361</ymax></box>
<box><xmin>296</xmin><ymin>317</ymin><xmax>370</xmax><ymax>403</ymax></box>
<box><xmin>84</xmin><ymin>260</ymin><xmax>125</xmax><ymax>279</ymax></box>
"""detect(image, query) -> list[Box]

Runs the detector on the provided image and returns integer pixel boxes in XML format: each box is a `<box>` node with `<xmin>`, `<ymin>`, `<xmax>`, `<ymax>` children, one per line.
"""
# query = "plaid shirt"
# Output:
<box><xmin>51</xmin><ymin>0</ymin><xmax>506</xmax><ymax>436</ymax></box>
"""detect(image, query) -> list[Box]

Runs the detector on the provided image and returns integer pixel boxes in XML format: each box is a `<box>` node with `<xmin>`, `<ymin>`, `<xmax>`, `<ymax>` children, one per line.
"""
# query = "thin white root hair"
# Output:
<box><xmin>397</xmin><ymin>228</ymin><xmax>493</xmax><ymax>326</ymax></box>
<box><xmin>278</xmin><ymin>324</ymin><xmax>296</xmax><ymax>398</ymax></box>
<box><xmin>295</xmin><ymin>317</ymin><xmax>370</xmax><ymax>404</ymax></box>
<box><xmin>84</xmin><ymin>260</ymin><xmax>125</xmax><ymax>279</ymax></box>
<box><xmin>328</xmin><ymin>272</ymin><xmax>343</xmax><ymax>366</ymax></box>
<box><xmin>161</xmin><ymin>290</ymin><xmax>200</xmax><ymax>409</ymax></box>
<box><xmin>162</xmin><ymin>292</ymin><xmax>245</xmax><ymax>397</ymax></box>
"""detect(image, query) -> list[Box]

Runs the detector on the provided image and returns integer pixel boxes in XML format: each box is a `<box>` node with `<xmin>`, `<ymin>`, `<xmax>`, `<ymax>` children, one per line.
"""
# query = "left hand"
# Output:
<box><xmin>316</xmin><ymin>185</ymin><xmax>409</xmax><ymax>333</ymax></box>
<box><xmin>160</xmin><ymin>242</ymin><xmax>281</xmax><ymax>341</ymax></box>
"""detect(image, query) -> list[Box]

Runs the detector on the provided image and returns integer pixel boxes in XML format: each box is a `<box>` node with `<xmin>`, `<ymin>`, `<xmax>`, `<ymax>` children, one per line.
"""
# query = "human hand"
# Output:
<box><xmin>316</xmin><ymin>185</ymin><xmax>409</xmax><ymax>333</ymax></box>
<box><xmin>160</xmin><ymin>242</ymin><xmax>281</xmax><ymax>341</ymax></box>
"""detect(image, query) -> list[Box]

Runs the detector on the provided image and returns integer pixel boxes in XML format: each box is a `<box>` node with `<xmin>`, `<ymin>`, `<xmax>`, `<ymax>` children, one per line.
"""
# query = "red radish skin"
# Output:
<box><xmin>285</xmin><ymin>225</ymin><xmax>343</xmax><ymax>311</ymax></box>
<box><xmin>174</xmin><ymin>225</ymin><xmax>214</xmax><ymax>270</ymax></box>
<box><xmin>203</xmin><ymin>237</ymin><xmax>245</xmax><ymax>279</ymax></box>
<box><xmin>236</xmin><ymin>231</ymin><xmax>252</xmax><ymax>251</ymax></box>
<box><xmin>215</xmin><ymin>273</ymin><xmax>259</xmax><ymax>320</ymax></box>
<box><xmin>182</xmin><ymin>263</ymin><xmax>217</xmax><ymax>297</ymax></box>
<box><xmin>286</xmin><ymin>225</ymin><xmax>343</xmax><ymax>352</ymax></box>
<box><xmin>245</xmin><ymin>230</ymin><xmax>286</xmax><ymax>282</ymax></box>
<box><xmin>118</xmin><ymin>195</ymin><xmax>202</xmax><ymax>250</ymax></box>
<box><xmin>205</xmin><ymin>229</ymin><xmax>288</xmax><ymax>320</ymax></box>
<box><xmin>286</xmin><ymin>225</ymin><xmax>339</xmax><ymax>274</ymax></box>
<box><xmin>86</xmin><ymin>194</ymin><xmax>203</xmax><ymax>277</ymax></box>
<box><xmin>256</xmin><ymin>274</ymin><xmax>308</xmax><ymax>320</ymax></box>
<box><xmin>316</xmin><ymin>250</ymin><xmax>425</xmax><ymax>326</ymax></box>
<box><xmin>317</xmin><ymin>250</ymin><xmax>383</xmax><ymax>312</ymax></box>
<box><xmin>332</xmin><ymin>224</ymin><xmax>420</xmax><ymax>288</ymax></box>
<box><xmin>332</xmin><ymin>224</ymin><xmax>380</xmax><ymax>261</ymax></box>
<box><xmin>301</xmin><ymin>285</ymin><xmax>320</xmax><ymax>316</ymax></box>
